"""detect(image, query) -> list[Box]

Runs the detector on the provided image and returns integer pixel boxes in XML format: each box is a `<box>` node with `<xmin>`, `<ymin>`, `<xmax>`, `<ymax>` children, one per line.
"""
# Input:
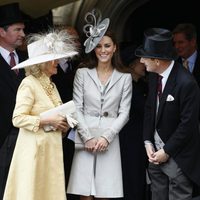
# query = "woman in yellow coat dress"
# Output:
<box><xmin>3</xmin><ymin>30</ymin><xmax>77</xmax><ymax>200</ymax></box>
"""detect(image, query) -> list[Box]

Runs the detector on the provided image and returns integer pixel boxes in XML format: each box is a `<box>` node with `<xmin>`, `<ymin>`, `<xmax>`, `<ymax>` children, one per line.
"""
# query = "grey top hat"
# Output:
<box><xmin>83</xmin><ymin>9</ymin><xmax>110</xmax><ymax>53</ymax></box>
<box><xmin>135</xmin><ymin>28</ymin><xmax>178</xmax><ymax>60</ymax></box>
<box><xmin>0</xmin><ymin>2</ymin><xmax>25</xmax><ymax>27</ymax></box>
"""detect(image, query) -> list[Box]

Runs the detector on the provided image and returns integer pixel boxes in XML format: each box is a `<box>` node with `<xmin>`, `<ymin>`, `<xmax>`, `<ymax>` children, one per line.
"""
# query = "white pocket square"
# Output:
<box><xmin>166</xmin><ymin>94</ymin><xmax>174</xmax><ymax>101</ymax></box>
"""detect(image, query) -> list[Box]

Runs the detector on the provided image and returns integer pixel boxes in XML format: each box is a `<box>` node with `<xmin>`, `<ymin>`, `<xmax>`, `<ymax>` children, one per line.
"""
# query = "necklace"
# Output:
<box><xmin>37</xmin><ymin>73</ymin><xmax>62</xmax><ymax>106</ymax></box>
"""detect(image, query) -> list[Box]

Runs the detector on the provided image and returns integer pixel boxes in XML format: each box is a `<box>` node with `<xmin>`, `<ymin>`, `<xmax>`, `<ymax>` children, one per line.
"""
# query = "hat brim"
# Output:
<box><xmin>84</xmin><ymin>18</ymin><xmax>110</xmax><ymax>53</ymax></box>
<box><xmin>135</xmin><ymin>45</ymin><xmax>178</xmax><ymax>60</ymax></box>
<box><xmin>12</xmin><ymin>51</ymin><xmax>78</xmax><ymax>69</ymax></box>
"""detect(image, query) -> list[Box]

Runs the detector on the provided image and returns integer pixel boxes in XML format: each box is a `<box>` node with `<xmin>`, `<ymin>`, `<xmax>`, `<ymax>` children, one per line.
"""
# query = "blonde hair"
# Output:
<box><xmin>25</xmin><ymin>62</ymin><xmax>47</xmax><ymax>77</ymax></box>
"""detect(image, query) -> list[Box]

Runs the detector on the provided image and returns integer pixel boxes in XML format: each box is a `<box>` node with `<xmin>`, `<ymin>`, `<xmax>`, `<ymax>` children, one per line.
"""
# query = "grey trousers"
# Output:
<box><xmin>148</xmin><ymin>158</ymin><xmax>193</xmax><ymax>200</ymax></box>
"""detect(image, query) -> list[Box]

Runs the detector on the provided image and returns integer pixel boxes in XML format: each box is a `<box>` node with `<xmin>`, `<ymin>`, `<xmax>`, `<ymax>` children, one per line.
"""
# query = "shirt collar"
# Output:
<box><xmin>160</xmin><ymin>60</ymin><xmax>174</xmax><ymax>89</ymax></box>
<box><xmin>182</xmin><ymin>50</ymin><xmax>197</xmax><ymax>65</ymax></box>
<box><xmin>0</xmin><ymin>46</ymin><xmax>17</xmax><ymax>63</ymax></box>
<box><xmin>160</xmin><ymin>60</ymin><xmax>174</xmax><ymax>79</ymax></box>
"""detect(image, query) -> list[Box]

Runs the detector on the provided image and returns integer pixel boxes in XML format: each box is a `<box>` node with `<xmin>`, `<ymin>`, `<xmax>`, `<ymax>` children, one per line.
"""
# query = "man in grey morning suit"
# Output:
<box><xmin>135</xmin><ymin>28</ymin><xmax>200</xmax><ymax>200</ymax></box>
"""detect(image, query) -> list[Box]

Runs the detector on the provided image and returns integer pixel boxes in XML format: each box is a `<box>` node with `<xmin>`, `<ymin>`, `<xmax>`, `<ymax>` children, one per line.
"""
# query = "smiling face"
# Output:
<box><xmin>140</xmin><ymin>57</ymin><xmax>171</xmax><ymax>74</ymax></box>
<box><xmin>173</xmin><ymin>32</ymin><xmax>196</xmax><ymax>59</ymax></box>
<box><xmin>94</xmin><ymin>35</ymin><xmax>116</xmax><ymax>64</ymax></box>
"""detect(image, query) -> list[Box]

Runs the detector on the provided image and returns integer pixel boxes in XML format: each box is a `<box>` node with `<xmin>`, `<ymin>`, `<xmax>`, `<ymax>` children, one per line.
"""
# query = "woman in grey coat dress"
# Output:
<box><xmin>67</xmin><ymin>10</ymin><xmax>132</xmax><ymax>200</ymax></box>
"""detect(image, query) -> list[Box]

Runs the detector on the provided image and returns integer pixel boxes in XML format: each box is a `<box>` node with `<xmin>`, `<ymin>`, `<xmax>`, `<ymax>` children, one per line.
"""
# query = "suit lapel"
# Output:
<box><xmin>0</xmin><ymin>52</ymin><xmax>26</xmax><ymax>92</ymax></box>
<box><xmin>16</xmin><ymin>50</ymin><xmax>26</xmax><ymax>81</ymax></box>
<box><xmin>156</xmin><ymin>64</ymin><xmax>178</xmax><ymax>123</ymax></box>
<box><xmin>192</xmin><ymin>51</ymin><xmax>200</xmax><ymax>76</ymax></box>
<box><xmin>149</xmin><ymin>73</ymin><xmax>159</xmax><ymax>124</ymax></box>
<box><xmin>0</xmin><ymin>55</ymin><xmax>18</xmax><ymax>92</ymax></box>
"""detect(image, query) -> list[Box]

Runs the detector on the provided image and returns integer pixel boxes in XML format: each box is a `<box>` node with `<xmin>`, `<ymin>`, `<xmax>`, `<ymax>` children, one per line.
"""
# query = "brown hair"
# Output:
<box><xmin>79</xmin><ymin>30</ymin><xmax>127</xmax><ymax>73</ymax></box>
<box><xmin>173</xmin><ymin>23</ymin><xmax>197</xmax><ymax>41</ymax></box>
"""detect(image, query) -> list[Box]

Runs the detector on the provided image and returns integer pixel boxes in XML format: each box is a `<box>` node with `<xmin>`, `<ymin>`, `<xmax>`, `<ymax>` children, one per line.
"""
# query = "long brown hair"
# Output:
<box><xmin>79</xmin><ymin>30</ymin><xmax>127</xmax><ymax>73</ymax></box>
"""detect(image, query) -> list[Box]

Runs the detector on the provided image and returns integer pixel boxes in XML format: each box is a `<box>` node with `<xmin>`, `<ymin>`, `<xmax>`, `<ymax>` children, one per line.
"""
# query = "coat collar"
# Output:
<box><xmin>87</xmin><ymin>68</ymin><xmax>124</xmax><ymax>94</ymax></box>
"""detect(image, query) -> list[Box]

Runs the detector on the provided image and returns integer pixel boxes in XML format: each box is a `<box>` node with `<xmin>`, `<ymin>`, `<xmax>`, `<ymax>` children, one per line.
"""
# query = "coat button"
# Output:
<box><xmin>103</xmin><ymin>112</ymin><xmax>108</xmax><ymax>117</ymax></box>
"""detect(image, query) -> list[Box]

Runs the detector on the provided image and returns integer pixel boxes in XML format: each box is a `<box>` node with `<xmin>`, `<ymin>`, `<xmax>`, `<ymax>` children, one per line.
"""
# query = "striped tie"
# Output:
<box><xmin>157</xmin><ymin>75</ymin><xmax>163</xmax><ymax>100</ymax></box>
<box><xmin>9</xmin><ymin>52</ymin><xmax>18</xmax><ymax>75</ymax></box>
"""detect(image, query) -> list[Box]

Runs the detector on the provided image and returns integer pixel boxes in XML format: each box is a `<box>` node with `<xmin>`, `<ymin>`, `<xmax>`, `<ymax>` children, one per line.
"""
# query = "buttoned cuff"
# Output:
<box><xmin>79</xmin><ymin>128</ymin><xmax>94</xmax><ymax>143</ymax></box>
<box><xmin>32</xmin><ymin>117</ymin><xmax>40</xmax><ymax>132</ymax></box>
<box><xmin>101</xmin><ymin>128</ymin><xmax>116</xmax><ymax>143</ymax></box>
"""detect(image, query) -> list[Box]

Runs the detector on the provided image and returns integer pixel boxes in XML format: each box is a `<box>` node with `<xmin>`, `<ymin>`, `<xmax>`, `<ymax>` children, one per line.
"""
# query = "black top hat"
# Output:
<box><xmin>0</xmin><ymin>2</ymin><xmax>25</xmax><ymax>27</ymax></box>
<box><xmin>135</xmin><ymin>28</ymin><xmax>178</xmax><ymax>60</ymax></box>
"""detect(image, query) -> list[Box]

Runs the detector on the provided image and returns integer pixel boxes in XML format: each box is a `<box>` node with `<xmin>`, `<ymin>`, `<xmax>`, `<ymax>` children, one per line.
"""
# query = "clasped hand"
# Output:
<box><xmin>85</xmin><ymin>137</ymin><xmax>109</xmax><ymax>153</ymax></box>
<box><xmin>46</xmin><ymin>114</ymin><xmax>69</xmax><ymax>132</ymax></box>
<box><xmin>145</xmin><ymin>143</ymin><xmax>169</xmax><ymax>164</ymax></box>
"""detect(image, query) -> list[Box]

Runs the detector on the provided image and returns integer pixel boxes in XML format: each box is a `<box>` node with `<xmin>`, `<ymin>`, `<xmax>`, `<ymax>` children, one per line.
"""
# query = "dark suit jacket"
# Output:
<box><xmin>52</xmin><ymin>57</ymin><xmax>81</xmax><ymax>102</ymax></box>
<box><xmin>52</xmin><ymin>65</ymin><xmax>75</xmax><ymax>103</ymax></box>
<box><xmin>0</xmin><ymin>50</ymin><xmax>27</xmax><ymax>199</ymax></box>
<box><xmin>120</xmin><ymin>78</ymin><xmax>148</xmax><ymax>200</ymax></box>
<box><xmin>192</xmin><ymin>51</ymin><xmax>200</xmax><ymax>87</ymax></box>
<box><xmin>52</xmin><ymin>61</ymin><xmax>78</xmax><ymax>190</ymax></box>
<box><xmin>143</xmin><ymin>62</ymin><xmax>200</xmax><ymax>186</ymax></box>
<box><xmin>0</xmin><ymin>51</ymin><xmax>27</xmax><ymax>147</ymax></box>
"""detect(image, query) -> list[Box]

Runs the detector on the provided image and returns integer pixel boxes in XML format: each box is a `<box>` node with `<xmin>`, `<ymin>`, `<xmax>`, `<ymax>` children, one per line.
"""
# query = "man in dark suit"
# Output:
<box><xmin>173</xmin><ymin>24</ymin><xmax>200</xmax><ymax>197</ymax></box>
<box><xmin>52</xmin><ymin>26</ymin><xmax>82</xmax><ymax>200</ymax></box>
<box><xmin>52</xmin><ymin>58</ymin><xmax>81</xmax><ymax>200</ymax></box>
<box><xmin>0</xmin><ymin>3</ymin><xmax>27</xmax><ymax>199</ymax></box>
<box><xmin>135</xmin><ymin>28</ymin><xmax>200</xmax><ymax>200</ymax></box>
<box><xmin>173</xmin><ymin>23</ymin><xmax>200</xmax><ymax>88</ymax></box>
<box><xmin>119</xmin><ymin>45</ymin><xmax>148</xmax><ymax>200</ymax></box>
<box><xmin>52</xmin><ymin>57</ymin><xmax>79</xmax><ymax>194</ymax></box>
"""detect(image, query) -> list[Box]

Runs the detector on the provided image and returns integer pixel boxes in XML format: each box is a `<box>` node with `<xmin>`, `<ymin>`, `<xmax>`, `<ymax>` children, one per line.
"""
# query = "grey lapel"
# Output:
<box><xmin>105</xmin><ymin>69</ymin><xmax>124</xmax><ymax>94</ymax></box>
<box><xmin>86</xmin><ymin>68</ymin><xmax>124</xmax><ymax>94</ymax></box>
<box><xmin>86</xmin><ymin>68</ymin><xmax>100</xmax><ymax>88</ymax></box>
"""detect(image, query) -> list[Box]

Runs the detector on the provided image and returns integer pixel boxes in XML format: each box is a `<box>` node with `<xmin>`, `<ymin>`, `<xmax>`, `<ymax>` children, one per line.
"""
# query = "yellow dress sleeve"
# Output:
<box><xmin>12</xmin><ymin>78</ymin><xmax>40</xmax><ymax>132</ymax></box>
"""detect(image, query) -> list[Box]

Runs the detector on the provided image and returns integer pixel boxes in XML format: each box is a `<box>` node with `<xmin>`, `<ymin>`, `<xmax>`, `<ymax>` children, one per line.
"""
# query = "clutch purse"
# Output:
<box><xmin>40</xmin><ymin>100</ymin><xmax>78</xmax><ymax>132</ymax></box>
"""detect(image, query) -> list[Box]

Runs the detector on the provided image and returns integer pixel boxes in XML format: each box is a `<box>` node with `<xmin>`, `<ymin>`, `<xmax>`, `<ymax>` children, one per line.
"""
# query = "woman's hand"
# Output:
<box><xmin>94</xmin><ymin>137</ymin><xmax>109</xmax><ymax>152</ymax></box>
<box><xmin>85</xmin><ymin>138</ymin><xmax>97</xmax><ymax>152</ymax></box>
<box><xmin>40</xmin><ymin>114</ymin><xmax>70</xmax><ymax>132</ymax></box>
<box><xmin>51</xmin><ymin>114</ymin><xmax>69</xmax><ymax>132</ymax></box>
